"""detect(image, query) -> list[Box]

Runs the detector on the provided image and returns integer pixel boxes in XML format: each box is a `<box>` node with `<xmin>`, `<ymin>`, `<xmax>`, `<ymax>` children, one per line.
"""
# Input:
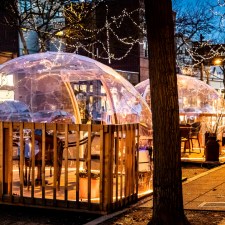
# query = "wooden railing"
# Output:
<box><xmin>0</xmin><ymin>122</ymin><xmax>148</xmax><ymax>214</ymax></box>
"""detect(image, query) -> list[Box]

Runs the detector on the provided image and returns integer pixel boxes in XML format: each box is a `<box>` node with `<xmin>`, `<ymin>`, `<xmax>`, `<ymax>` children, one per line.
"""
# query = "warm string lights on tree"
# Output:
<box><xmin>105</xmin><ymin>5</ymin><xmax>111</xmax><ymax>63</ymax></box>
<box><xmin>177</xmin><ymin>0</ymin><xmax>225</xmax><ymax>79</ymax></box>
<box><xmin>48</xmin><ymin>3</ymin><xmax>145</xmax><ymax>62</ymax></box>
<box><xmin>176</xmin><ymin>40</ymin><xmax>225</xmax><ymax>86</ymax></box>
<box><xmin>2</xmin><ymin>0</ymin><xmax>147</xmax><ymax>63</ymax></box>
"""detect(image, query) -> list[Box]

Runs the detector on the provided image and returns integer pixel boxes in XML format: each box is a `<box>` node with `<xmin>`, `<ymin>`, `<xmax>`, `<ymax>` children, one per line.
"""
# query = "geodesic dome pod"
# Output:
<box><xmin>135</xmin><ymin>74</ymin><xmax>225</xmax><ymax>114</ymax></box>
<box><xmin>0</xmin><ymin>52</ymin><xmax>151</xmax><ymax>128</ymax></box>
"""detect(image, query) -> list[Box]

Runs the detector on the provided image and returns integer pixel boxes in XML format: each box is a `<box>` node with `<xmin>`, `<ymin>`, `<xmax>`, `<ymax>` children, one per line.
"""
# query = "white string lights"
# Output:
<box><xmin>21</xmin><ymin>1</ymin><xmax>146</xmax><ymax>62</ymax></box>
<box><xmin>177</xmin><ymin>1</ymin><xmax>225</xmax><ymax>74</ymax></box>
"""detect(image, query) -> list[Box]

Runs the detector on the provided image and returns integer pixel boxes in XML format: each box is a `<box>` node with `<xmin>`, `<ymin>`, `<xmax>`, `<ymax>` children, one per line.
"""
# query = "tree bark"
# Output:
<box><xmin>18</xmin><ymin>29</ymin><xmax>29</xmax><ymax>55</ymax></box>
<box><xmin>144</xmin><ymin>0</ymin><xmax>190</xmax><ymax>224</ymax></box>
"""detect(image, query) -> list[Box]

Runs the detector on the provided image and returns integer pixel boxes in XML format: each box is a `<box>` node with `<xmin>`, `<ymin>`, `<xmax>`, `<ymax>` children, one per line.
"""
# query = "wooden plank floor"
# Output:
<box><xmin>12</xmin><ymin>161</ymin><xmax>153</xmax><ymax>203</ymax></box>
<box><xmin>12</xmin><ymin>163</ymin><xmax>100</xmax><ymax>202</ymax></box>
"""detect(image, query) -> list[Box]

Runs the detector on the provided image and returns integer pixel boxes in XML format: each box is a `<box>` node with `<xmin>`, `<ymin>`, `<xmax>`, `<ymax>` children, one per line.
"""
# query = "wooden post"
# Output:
<box><xmin>64</xmin><ymin>124</ymin><xmax>69</xmax><ymax>204</ymax></box>
<box><xmin>53</xmin><ymin>123</ymin><xmax>57</xmax><ymax>204</ymax></box>
<box><xmin>120</xmin><ymin>124</ymin><xmax>126</xmax><ymax>207</ymax></box>
<box><xmin>19</xmin><ymin>122</ymin><xmax>24</xmax><ymax>201</ymax></box>
<box><xmin>87</xmin><ymin>125</ymin><xmax>92</xmax><ymax>207</ymax></box>
<box><xmin>114</xmin><ymin>125</ymin><xmax>119</xmax><ymax>208</ymax></box>
<box><xmin>136</xmin><ymin>124</ymin><xmax>139</xmax><ymax>197</ymax></box>
<box><xmin>102</xmin><ymin>125</ymin><xmax>114</xmax><ymax>212</ymax></box>
<box><xmin>41</xmin><ymin>123</ymin><xmax>46</xmax><ymax>204</ymax></box>
<box><xmin>75</xmin><ymin>125</ymin><xmax>80</xmax><ymax>203</ymax></box>
<box><xmin>99</xmin><ymin>125</ymin><xmax>104</xmax><ymax>211</ymax></box>
<box><xmin>30</xmin><ymin>124</ymin><xmax>35</xmax><ymax>199</ymax></box>
<box><xmin>2</xmin><ymin>123</ymin><xmax>13</xmax><ymax>198</ymax></box>
<box><xmin>125</xmin><ymin>124</ymin><xmax>131</xmax><ymax>202</ymax></box>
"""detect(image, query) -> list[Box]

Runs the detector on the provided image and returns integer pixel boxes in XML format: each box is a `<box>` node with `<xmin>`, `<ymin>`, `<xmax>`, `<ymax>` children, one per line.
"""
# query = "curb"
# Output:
<box><xmin>183</xmin><ymin>163</ymin><xmax>225</xmax><ymax>184</ymax></box>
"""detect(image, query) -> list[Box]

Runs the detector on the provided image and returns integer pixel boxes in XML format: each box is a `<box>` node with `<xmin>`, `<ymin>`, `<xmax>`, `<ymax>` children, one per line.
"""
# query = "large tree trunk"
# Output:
<box><xmin>144</xmin><ymin>1</ymin><xmax>190</xmax><ymax>224</ymax></box>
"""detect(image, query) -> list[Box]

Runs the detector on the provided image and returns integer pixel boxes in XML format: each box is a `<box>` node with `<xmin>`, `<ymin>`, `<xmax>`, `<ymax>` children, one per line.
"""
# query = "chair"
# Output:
<box><xmin>189</xmin><ymin>122</ymin><xmax>201</xmax><ymax>152</ymax></box>
<box><xmin>26</xmin><ymin>134</ymin><xmax>64</xmax><ymax>190</ymax></box>
<box><xmin>180</xmin><ymin>126</ymin><xmax>191</xmax><ymax>154</ymax></box>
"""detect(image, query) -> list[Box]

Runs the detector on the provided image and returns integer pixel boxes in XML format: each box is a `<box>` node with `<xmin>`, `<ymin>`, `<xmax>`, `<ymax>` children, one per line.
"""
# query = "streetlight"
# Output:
<box><xmin>212</xmin><ymin>57</ymin><xmax>225</xmax><ymax>99</ymax></box>
<box><xmin>213</xmin><ymin>57</ymin><xmax>223</xmax><ymax>66</ymax></box>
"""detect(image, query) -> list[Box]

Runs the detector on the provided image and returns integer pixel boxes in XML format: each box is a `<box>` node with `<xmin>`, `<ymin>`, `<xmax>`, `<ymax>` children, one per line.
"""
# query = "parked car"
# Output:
<box><xmin>32</xmin><ymin>110</ymin><xmax>76</xmax><ymax>124</ymax></box>
<box><xmin>0</xmin><ymin>100</ymin><xmax>32</xmax><ymax>122</ymax></box>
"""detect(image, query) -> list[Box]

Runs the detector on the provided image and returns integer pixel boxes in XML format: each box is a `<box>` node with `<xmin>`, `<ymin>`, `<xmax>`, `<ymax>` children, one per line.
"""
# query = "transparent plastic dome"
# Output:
<box><xmin>135</xmin><ymin>74</ymin><xmax>225</xmax><ymax>114</ymax></box>
<box><xmin>0</xmin><ymin>52</ymin><xmax>151</xmax><ymax>127</ymax></box>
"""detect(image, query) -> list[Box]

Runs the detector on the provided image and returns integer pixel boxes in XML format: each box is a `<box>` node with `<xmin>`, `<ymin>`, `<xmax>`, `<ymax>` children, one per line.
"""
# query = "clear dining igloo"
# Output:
<box><xmin>0</xmin><ymin>51</ymin><xmax>151</xmax><ymax>128</ymax></box>
<box><xmin>135</xmin><ymin>74</ymin><xmax>225</xmax><ymax>115</ymax></box>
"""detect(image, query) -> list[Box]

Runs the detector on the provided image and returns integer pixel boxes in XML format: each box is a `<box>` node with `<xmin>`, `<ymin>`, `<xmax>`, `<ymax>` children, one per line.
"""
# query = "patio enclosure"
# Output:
<box><xmin>0</xmin><ymin>122</ymin><xmax>152</xmax><ymax>214</ymax></box>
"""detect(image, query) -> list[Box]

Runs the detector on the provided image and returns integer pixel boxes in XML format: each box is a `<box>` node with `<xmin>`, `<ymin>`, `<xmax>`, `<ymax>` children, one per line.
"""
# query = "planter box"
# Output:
<box><xmin>138</xmin><ymin>171</ymin><xmax>152</xmax><ymax>192</ymax></box>
<box><xmin>79</xmin><ymin>177</ymin><xmax>100</xmax><ymax>199</ymax></box>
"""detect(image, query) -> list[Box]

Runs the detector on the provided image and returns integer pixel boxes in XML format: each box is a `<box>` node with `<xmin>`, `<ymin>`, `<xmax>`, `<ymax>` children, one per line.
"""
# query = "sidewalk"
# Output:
<box><xmin>140</xmin><ymin>163</ymin><xmax>225</xmax><ymax>211</ymax></box>
<box><xmin>86</xmin><ymin>163</ymin><xmax>225</xmax><ymax>225</ymax></box>
<box><xmin>183</xmin><ymin>163</ymin><xmax>225</xmax><ymax>211</ymax></box>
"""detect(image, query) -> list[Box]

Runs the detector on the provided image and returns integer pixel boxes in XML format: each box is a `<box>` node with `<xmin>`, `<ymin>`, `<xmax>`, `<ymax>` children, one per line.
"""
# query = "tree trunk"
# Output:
<box><xmin>18</xmin><ymin>29</ymin><xmax>29</xmax><ymax>55</ymax></box>
<box><xmin>144</xmin><ymin>0</ymin><xmax>190</xmax><ymax>224</ymax></box>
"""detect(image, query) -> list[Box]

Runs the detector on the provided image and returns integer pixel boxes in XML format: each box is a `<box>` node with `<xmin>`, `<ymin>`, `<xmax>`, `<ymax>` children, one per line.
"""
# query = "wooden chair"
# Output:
<box><xmin>180</xmin><ymin>126</ymin><xmax>191</xmax><ymax>154</ymax></box>
<box><xmin>189</xmin><ymin>122</ymin><xmax>201</xmax><ymax>152</ymax></box>
<box><xmin>26</xmin><ymin>134</ymin><xmax>64</xmax><ymax>190</ymax></box>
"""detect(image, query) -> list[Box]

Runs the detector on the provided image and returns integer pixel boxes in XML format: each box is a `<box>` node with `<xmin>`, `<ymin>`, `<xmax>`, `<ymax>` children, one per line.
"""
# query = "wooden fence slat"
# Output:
<box><xmin>0</xmin><ymin>122</ymin><xmax>3</xmax><ymax>198</ymax></box>
<box><xmin>124</xmin><ymin>124</ymin><xmax>130</xmax><ymax>203</ymax></box>
<box><xmin>109</xmin><ymin>125</ymin><xmax>114</xmax><ymax>206</ymax></box>
<box><xmin>99</xmin><ymin>125</ymin><xmax>104</xmax><ymax>211</ymax></box>
<box><xmin>64</xmin><ymin>124</ymin><xmax>69</xmax><ymax>203</ymax></box>
<box><xmin>87</xmin><ymin>125</ymin><xmax>92</xmax><ymax>207</ymax></box>
<box><xmin>102</xmin><ymin>125</ymin><xmax>114</xmax><ymax>211</ymax></box>
<box><xmin>126</xmin><ymin>124</ymin><xmax>131</xmax><ymax>200</ymax></box>
<box><xmin>136</xmin><ymin>124</ymin><xmax>140</xmax><ymax>196</ymax></box>
<box><xmin>114</xmin><ymin>125</ymin><xmax>119</xmax><ymax>205</ymax></box>
<box><xmin>102</xmin><ymin>126</ymin><xmax>108</xmax><ymax>211</ymax></box>
<box><xmin>31</xmin><ymin>124</ymin><xmax>35</xmax><ymax>199</ymax></box>
<box><xmin>41</xmin><ymin>123</ymin><xmax>46</xmax><ymax>203</ymax></box>
<box><xmin>120</xmin><ymin>125</ymin><xmax>125</xmax><ymax>207</ymax></box>
<box><xmin>131</xmin><ymin>124</ymin><xmax>137</xmax><ymax>199</ymax></box>
<box><xmin>75</xmin><ymin>126</ymin><xmax>80</xmax><ymax>202</ymax></box>
<box><xmin>53</xmin><ymin>124</ymin><xmax>57</xmax><ymax>203</ymax></box>
<box><xmin>19</xmin><ymin>122</ymin><xmax>24</xmax><ymax>200</ymax></box>
<box><xmin>8</xmin><ymin>123</ymin><xmax>13</xmax><ymax>200</ymax></box>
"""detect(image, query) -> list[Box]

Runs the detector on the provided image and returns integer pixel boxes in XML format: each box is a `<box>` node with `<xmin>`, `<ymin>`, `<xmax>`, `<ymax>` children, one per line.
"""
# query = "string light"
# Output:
<box><xmin>18</xmin><ymin>1</ymin><xmax>145</xmax><ymax>63</ymax></box>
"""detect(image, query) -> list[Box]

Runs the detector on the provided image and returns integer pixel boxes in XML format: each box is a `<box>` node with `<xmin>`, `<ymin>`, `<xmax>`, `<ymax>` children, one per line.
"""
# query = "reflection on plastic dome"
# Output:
<box><xmin>0</xmin><ymin>100</ymin><xmax>32</xmax><ymax>122</ymax></box>
<box><xmin>0</xmin><ymin>52</ymin><xmax>151</xmax><ymax>128</ymax></box>
<box><xmin>135</xmin><ymin>74</ymin><xmax>225</xmax><ymax>114</ymax></box>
